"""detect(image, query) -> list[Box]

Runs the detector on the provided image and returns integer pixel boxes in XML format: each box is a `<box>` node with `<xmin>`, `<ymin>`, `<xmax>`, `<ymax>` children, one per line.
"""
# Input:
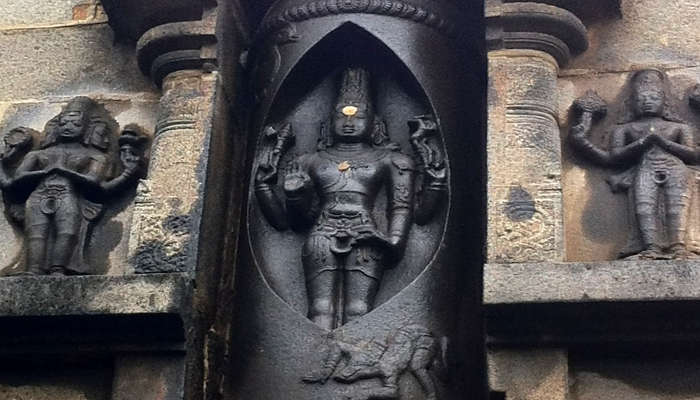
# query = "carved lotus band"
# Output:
<box><xmin>260</xmin><ymin>0</ymin><xmax>460</xmax><ymax>38</ymax></box>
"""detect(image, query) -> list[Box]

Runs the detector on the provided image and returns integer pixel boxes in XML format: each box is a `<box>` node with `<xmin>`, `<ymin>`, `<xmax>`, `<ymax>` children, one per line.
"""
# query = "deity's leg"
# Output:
<box><xmin>303</xmin><ymin>235</ymin><xmax>341</xmax><ymax>329</ymax></box>
<box><xmin>306</xmin><ymin>271</ymin><xmax>341</xmax><ymax>330</ymax></box>
<box><xmin>25</xmin><ymin>202</ymin><xmax>50</xmax><ymax>274</ymax></box>
<box><xmin>634</xmin><ymin>168</ymin><xmax>662</xmax><ymax>253</ymax></box>
<box><xmin>665</xmin><ymin>167</ymin><xmax>691</xmax><ymax>255</ymax></box>
<box><xmin>344</xmin><ymin>246</ymin><xmax>382</xmax><ymax>324</ymax></box>
<box><xmin>49</xmin><ymin>204</ymin><xmax>82</xmax><ymax>274</ymax></box>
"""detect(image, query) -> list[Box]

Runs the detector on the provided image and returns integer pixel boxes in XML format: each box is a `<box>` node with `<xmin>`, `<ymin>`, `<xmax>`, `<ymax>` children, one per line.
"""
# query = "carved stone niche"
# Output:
<box><xmin>568</xmin><ymin>69</ymin><xmax>700</xmax><ymax>261</ymax></box>
<box><xmin>228</xmin><ymin>1</ymin><xmax>485</xmax><ymax>399</ymax></box>
<box><xmin>0</xmin><ymin>97</ymin><xmax>149</xmax><ymax>277</ymax></box>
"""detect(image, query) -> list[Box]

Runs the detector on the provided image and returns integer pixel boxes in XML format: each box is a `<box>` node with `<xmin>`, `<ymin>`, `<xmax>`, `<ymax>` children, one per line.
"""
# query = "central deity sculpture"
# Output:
<box><xmin>570</xmin><ymin>69</ymin><xmax>699</xmax><ymax>259</ymax></box>
<box><xmin>255</xmin><ymin>68</ymin><xmax>446</xmax><ymax>330</ymax></box>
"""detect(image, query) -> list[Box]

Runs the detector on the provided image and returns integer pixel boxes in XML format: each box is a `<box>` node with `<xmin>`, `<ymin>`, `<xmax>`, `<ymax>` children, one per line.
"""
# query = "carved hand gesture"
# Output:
<box><xmin>284</xmin><ymin>160</ymin><xmax>311</xmax><ymax>196</ymax></box>
<box><xmin>255</xmin><ymin>161</ymin><xmax>279</xmax><ymax>184</ymax></box>
<box><xmin>409</xmin><ymin>115</ymin><xmax>446</xmax><ymax>180</ymax></box>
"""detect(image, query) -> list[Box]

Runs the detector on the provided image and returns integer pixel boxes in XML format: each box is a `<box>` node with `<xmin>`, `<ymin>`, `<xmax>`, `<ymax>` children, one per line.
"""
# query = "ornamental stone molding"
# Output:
<box><xmin>259</xmin><ymin>0</ymin><xmax>463</xmax><ymax>38</ymax></box>
<box><xmin>102</xmin><ymin>0</ymin><xmax>217</xmax><ymax>87</ymax></box>
<box><xmin>487</xmin><ymin>0</ymin><xmax>620</xmax><ymax>66</ymax></box>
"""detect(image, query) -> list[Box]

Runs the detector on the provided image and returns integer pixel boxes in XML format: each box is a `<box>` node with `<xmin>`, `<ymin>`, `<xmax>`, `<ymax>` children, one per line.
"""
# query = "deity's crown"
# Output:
<box><xmin>632</xmin><ymin>69</ymin><xmax>666</xmax><ymax>91</ymax></box>
<box><xmin>337</xmin><ymin>68</ymin><xmax>372</xmax><ymax>112</ymax></box>
<box><xmin>61</xmin><ymin>96</ymin><xmax>98</xmax><ymax>119</ymax></box>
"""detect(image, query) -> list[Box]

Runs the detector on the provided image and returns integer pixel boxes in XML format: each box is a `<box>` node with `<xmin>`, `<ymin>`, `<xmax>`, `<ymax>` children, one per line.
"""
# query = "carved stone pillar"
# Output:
<box><xmin>100</xmin><ymin>4</ymin><xmax>218</xmax><ymax>273</ymax></box>
<box><xmin>99</xmin><ymin>2</ymin><xmax>235</xmax><ymax>399</ymax></box>
<box><xmin>228</xmin><ymin>1</ymin><xmax>485</xmax><ymax>399</ymax></box>
<box><xmin>486</xmin><ymin>0</ymin><xmax>588</xmax><ymax>263</ymax></box>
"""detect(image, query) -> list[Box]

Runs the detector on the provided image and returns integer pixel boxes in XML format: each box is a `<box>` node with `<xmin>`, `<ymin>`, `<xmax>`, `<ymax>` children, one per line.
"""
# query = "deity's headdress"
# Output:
<box><xmin>336</xmin><ymin>67</ymin><xmax>373</xmax><ymax>112</ymax></box>
<box><xmin>619</xmin><ymin>68</ymin><xmax>683</xmax><ymax>123</ymax></box>
<box><xmin>42</xmin><ymin>97</ymin><xmax>119</xmax><ymax>151</ymax></box>
<box><xmin>632</xmin><ymin>69</ymin><xmax>666</xmax><ymax>93</ymax></box>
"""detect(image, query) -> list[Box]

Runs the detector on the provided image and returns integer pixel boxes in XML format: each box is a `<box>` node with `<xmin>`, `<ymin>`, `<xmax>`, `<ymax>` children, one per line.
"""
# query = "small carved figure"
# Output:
<box><xmin>570</xmin><ymin>70</ymin><xmax>700</xmax><ymax>259</ymax></box>
<box><xmin>303</xmin><ymin>325</ymin><xmax>447</xmax><ymax>400</ymax></box>
<box><xmin>0</xmin><ymin>97</ymin><xmax>148</xmax><ymax>276</ymax></box>
<box><xmin>255</xmin><ymin>68</ymin><xmax>447</xmax><ymax>330</ymax></box>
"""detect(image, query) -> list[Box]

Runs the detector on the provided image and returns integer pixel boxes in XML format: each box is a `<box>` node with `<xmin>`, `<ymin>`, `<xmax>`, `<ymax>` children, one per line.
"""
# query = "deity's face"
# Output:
<box><xmin>331</xmin><ymin>104</ymin><xmax>372</xmax><ymax>144</ymax></box>
<box><xmin>634</xmin><ymin>85</ymin><xmax>665</xmax><ymax>117</ymax></box>
<box><xmin>89</xmin><ymin>122</ymin><xmax>110</xmax><ymax>150</ymax></box>
<box><xmin>58</xmin><ymin>111</ymin><xmax>86</xmax><ymax>141</ymax></box>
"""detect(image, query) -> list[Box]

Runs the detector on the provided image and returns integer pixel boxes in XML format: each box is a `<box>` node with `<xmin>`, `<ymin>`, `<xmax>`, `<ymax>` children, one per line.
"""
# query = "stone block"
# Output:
<box><xmin>489</xmin><ymin>349</ymin><xmax>569</xmax><ymax>400</ymax></box>
<box><xmin>484</xmin><ymin>260</ymin><xmax>700</xmax><ymax>304</ymax></box>
<box><xmin>566</xmin><ymin>0</ymin><xmax>700</xmax><ymax>73</ymax></box>
<box><xmin>0</xmin><ymin>24</ymin><xmax>155</xmax><ymax>102</ymax></box>
<box><xmin>0</xmin><ymin>0</ymin><xmax>101</xmax><ymax>27</ymax></box>
<box><xmin>0</xmin><ymin>273</ymin><xmax>189</xmax><ymax>317</ymax></box>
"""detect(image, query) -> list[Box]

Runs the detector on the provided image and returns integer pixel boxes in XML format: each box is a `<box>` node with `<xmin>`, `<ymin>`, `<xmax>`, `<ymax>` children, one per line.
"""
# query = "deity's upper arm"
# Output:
<box><xmin>677</xmin><ymin>123</ymin><xmax>696</xmax><ymax>146</ymax></box>
<box><xmin>15</xmin><ymin>150</ymin><xmax>39</xmax><ymax>172</ymax></box>
<box><xmin>611</xmin><ymin>125</ymin><xmax>630</xmax><ymax>148</ymax></box>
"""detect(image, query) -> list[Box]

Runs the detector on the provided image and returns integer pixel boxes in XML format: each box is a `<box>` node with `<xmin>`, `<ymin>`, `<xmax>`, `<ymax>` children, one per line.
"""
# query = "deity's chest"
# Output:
<box><xmin>311</xmin><ymin>153</ymin><xmax>385</xmax><ymax>193</ymax></box>
<box><xmin>37</xmin><ymin>148</ymin><xmax>92</xmax><ymax>172</ymax></box>
<box><xmin>629</xmin><ymin>121</ymin><xmax>676</xmax><ymax>139</ymax></box>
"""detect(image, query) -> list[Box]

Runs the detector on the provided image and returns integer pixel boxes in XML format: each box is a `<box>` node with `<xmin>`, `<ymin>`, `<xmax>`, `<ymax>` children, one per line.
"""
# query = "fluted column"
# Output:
<box><xmin>486</xmin><ymin>0</ymin><xmax>588</xmax><ymax>263</ymax></box>
<box><xmin>101</xmin><ymin>2</ymin><xmax>218</xmax><ymax>273</ymax></box>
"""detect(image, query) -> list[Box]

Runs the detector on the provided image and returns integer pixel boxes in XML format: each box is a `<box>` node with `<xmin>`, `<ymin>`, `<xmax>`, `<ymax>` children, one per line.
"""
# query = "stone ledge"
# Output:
<box><xmin>0</xmin><ymin>273</ymin><xmax>190</xmax><ymax>317</ymax></box>
<box><xmin>485</xmin><ymin>260</ymin><xmax>700</xmax><ymax>304</ymax></box>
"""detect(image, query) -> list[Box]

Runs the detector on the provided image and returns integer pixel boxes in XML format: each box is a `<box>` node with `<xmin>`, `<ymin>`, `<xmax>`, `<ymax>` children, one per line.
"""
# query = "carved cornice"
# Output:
<box><xmin>102</xmin><ymin>0</ymin><xmax>218</xmax><ymax>87</ymax></box>
<box><xmin>487</xmin><ymin>1</ymin><xmax>589</xmax><ymax>66</ymax></box>
<box><xmin>259</xmin><ymin>0</ymin><xmax>464</xmax><ymax>39</ymax></box>
<box><xmin>136</xmin><ymin>20</ymin><xmax>217</xmax><ymax>87</ymax></box>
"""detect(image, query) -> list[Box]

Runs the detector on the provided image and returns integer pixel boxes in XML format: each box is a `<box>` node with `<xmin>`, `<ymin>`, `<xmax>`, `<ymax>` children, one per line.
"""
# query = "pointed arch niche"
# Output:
<box><xmin>230</xmin><ymin>2</ymin><xmax>486</xmax><ymax>399</ymax></box>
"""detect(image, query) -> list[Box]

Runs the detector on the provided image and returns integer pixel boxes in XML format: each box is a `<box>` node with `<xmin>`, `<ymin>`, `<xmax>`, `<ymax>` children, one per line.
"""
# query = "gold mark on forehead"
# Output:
<box><xmin>338</xmin><ymin>161</ymin><xmax>351</xmax><ymax>171</ymax></box>
<box><xmin>341</xmin><ymin>106</ymin><xmax>358</xmax><ymax>116</ymax></box>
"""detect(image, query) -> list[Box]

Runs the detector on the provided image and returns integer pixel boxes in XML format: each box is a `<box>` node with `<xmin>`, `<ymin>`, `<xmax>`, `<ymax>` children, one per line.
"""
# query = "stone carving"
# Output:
<box><xmin>570</xmin><ymin>70</ymin><xmax>700</xmax><ymax>259</ymax></box>
<box><xmin>0</xmin><ymin>97</ymin><xmax>149</xmax><ymax>276</ymax></box>
<box><xmin>254</xmin><ymin>68</ymin><xmax>447</xmax><ymax>330</ymax></box>
<box><xmin>260</xmin><ymin>0</ymin><xmax>459</xmax><ymax>39</ymax></box>
<box><xmin>303</xmin><ymin>325</ymin><xmax>447</xmax><ymax>400</ymax></box>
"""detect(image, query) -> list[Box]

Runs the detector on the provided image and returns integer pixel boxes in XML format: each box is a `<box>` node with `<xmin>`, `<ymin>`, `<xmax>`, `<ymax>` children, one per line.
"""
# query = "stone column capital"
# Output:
<box><xmin>101</xmin><ymin>0</ymin><xmax>218</xmax><ymax>87</ymax></box>
<box><xmin>487</xmin><ymin>0</ymin><xmax>620</xmax><ymax>66</ymax></box>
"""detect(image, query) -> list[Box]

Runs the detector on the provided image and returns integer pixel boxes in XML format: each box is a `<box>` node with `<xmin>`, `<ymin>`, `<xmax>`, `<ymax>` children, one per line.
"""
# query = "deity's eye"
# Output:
<box><xmin>341</xmin><ymin>106</ymin><xmax>358</xmax><ymax>117</ymax></box>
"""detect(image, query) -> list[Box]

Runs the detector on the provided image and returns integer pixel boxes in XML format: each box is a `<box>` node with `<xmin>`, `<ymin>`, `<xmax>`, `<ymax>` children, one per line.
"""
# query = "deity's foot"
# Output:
<box><xmin>668</xmin><ymin>245</ymin><xmax>700</xmax><ymax>260</ymax></box>
<box><xmin>48</xmin><ymin>266</ymin><xmax>67</xmax><ymax>276</ymax></box>
<box><xmin>624</xmin><ymin>247</ymin><xmax>668</xmax><ymax>260</ymax></box>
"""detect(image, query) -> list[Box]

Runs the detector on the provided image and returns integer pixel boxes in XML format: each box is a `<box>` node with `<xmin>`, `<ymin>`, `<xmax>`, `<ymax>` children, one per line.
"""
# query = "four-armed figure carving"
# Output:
<box><xmin>570</xmin><ymin>70</ymin><xmax>700</xmax><ymax>259</ymax></box>
<box><xmin>0</xmin><ymin>97</ymin><xmax>148</xmax><ymax>276</ymax></box>
<box><xmin>255</xmin><ymin>68</ymin><xmax>447</xmax><ymax>330</ymax></box>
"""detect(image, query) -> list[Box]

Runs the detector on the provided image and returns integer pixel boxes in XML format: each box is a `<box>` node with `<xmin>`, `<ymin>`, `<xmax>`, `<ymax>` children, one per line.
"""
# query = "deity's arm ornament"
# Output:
<box><xmin>408</xmin><ymin>116</ymin><xmax>447</xmax><ymax>225</ymax></box>
<box><xmin>254</xmin><ymin>123</ymin><xmax>296</xmax><ymax>230</ymax></box>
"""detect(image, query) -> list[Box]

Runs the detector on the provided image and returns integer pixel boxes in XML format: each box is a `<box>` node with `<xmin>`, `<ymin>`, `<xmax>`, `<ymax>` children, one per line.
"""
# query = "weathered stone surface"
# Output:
<box><xmin>489</xmin><ymin>349</ymin><xmax>569</xmax><ymax>400</ymax></box>
<box><xmin>0</xmin><ymin>0</ymin><xmax>102</xmax><ymax>27</ymax></box>
<box><xmin>485</xmin><ymin>261</ymin><xmax>700</xmax><ymax>304</ymax></box>
<box><xmin>0</xmin><ymin>273</ymin><xmax>189</xmax><ymax>316</ymax></box>
<box><xmin>112</xmin><ymin>354</ymin><xmax>185</xmax><ymax>400</ymax></box>
<box><xmin>0</xmin><ymin>360</ymin><xmax>112</xmax><ymax>400</ymax></box>
<box><xmin>571</xmin><ymin>355</ymin><xmax>700</xmax><ymax>400</ymax></box>
<box><xmin>488</xmin><ymin>49</ymin><xmax>564</xmax><ymax>263</ymax></box>
<box><xmin>0</xmin><ymin>24</ymin><xmax>155</xmax><ymax>102</ymax></box>
<box><xmin>566</xmin><ymin>0</ymin><xmax>700</xmax><ymax>73</ymax></box>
